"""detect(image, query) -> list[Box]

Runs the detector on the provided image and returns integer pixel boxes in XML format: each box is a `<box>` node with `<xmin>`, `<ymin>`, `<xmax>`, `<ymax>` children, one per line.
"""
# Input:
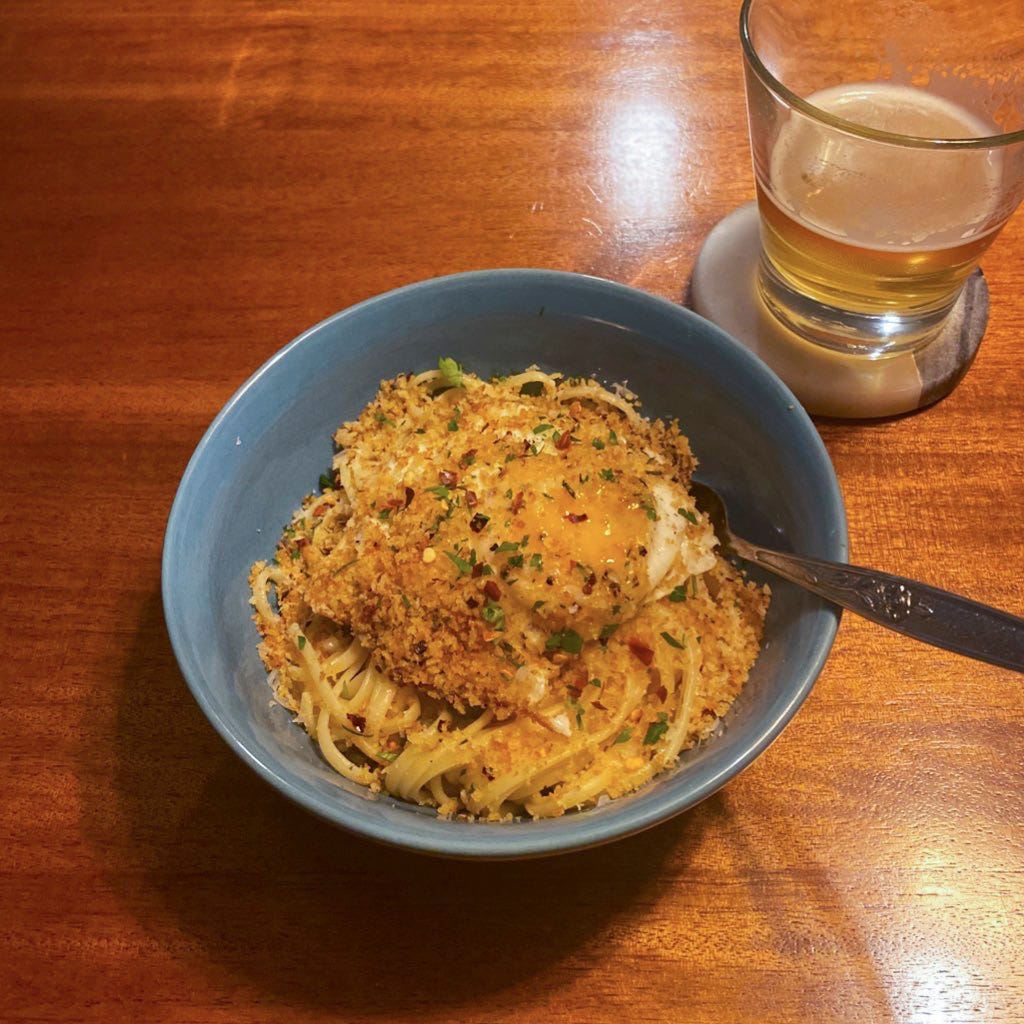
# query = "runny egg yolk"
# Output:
<box><xmin>516</xmin><ymin>473</ymin><xmax>649</xmax><ymax>575</ymax></box>
<box><xmin>490</xmin><ymin>451</ymin><xmax>654</xmax><ymax>634</ymax></box>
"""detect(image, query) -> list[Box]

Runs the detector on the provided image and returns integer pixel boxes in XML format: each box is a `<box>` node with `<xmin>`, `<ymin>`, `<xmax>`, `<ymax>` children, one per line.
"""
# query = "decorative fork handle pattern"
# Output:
<box><xmin>731</xmin><ymin>537</ymin><xmax>1024</xmax><ymax>674</ymax></box>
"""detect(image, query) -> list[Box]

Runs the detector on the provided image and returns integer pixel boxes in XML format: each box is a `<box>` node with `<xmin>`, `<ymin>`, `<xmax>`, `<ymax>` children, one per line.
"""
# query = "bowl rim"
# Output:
<box><xmin>162</xmin><ymin>267</ymin><xmax>847</xmax><ymax>859</ymax></box>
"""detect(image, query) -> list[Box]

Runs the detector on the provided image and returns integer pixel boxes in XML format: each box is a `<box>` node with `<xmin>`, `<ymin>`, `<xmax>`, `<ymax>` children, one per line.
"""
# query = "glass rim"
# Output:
<box><xmin>739</xmin><ymin>0</ymin><xmax>1024</xmax><ymax>150</ymax></box>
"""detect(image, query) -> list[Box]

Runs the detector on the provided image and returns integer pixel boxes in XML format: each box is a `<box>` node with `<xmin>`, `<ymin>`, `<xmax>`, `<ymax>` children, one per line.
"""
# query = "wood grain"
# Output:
<box><xmin>2</xmin><ymin>2</ymin><xmax>1022</xmax><ymax>1022</ymax></box>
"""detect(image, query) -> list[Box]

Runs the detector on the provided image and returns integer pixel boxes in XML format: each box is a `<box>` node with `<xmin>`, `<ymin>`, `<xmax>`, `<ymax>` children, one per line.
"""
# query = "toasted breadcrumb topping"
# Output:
<box><xmin>249</xmin><ymin>364</ymin><xmax>769</xmax><ymax>819</ymax></box>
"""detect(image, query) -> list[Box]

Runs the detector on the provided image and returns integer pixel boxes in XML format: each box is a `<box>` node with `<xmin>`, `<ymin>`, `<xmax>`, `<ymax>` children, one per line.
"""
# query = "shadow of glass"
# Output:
<box><xmin>79</xmin><ymin>589</ymin><xmax>723</xmax><ymax>1013</ymax></box>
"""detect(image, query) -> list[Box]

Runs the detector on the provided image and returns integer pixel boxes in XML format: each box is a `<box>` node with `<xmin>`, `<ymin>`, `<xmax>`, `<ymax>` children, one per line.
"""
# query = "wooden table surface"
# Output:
<box><xmin>4</xmin><ymin>2</ymin><xmax>1023</xmax><ymax>1022</ymax></box>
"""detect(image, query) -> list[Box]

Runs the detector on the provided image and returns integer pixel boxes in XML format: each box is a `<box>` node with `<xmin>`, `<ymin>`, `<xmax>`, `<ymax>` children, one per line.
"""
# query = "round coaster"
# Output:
<box><xmin>689</xmin><ymin>202</ymin><xmax>989</xmax><ymax>419</ymax></box>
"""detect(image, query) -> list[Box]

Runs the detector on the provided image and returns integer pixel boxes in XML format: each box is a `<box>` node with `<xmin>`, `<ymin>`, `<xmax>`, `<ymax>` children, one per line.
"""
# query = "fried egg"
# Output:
<box><xmin>465</xmin><ymin>442</ymin><xmax>716</xmax><ymax>641</ymax></box>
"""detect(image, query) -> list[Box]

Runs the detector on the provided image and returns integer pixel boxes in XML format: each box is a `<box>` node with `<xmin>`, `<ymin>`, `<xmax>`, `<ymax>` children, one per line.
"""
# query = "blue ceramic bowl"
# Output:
<box><xmin>162</xmin><ymin>269</ymin><xmax>847</xmax><ymax>859</ymax></box>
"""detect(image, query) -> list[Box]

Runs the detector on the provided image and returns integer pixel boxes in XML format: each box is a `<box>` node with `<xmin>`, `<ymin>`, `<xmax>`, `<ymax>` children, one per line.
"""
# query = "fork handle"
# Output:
<box><xmin>732</xmin><ymin>537</ymin><xmax>1024</xmax><ymax>674</ymax></box>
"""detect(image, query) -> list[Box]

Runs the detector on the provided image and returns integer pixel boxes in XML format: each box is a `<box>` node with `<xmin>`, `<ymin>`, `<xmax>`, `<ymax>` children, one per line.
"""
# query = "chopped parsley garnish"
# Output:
<box><xmin>546</xmin><ymin>628</ymin><xmax>583</xmax><ymax>654</ymax></box>
<box><xmin>447</xmin><ymin>405</ymin><xmax>461</xmax><ymax>432</ymax></box>
<box><xmin>529</xmin><ymin>552</ymin><xmax>543</xmax><ymax>570</ymax></box>
<box><xmin>661</xmin><ymin>631</ymin><xmax>686</xmax><ymax>650</ymax></box>
<box><xmin>444</xmin><ymin>549</ymin><xmax>474</xmax><ymax>575</ymax></box>
<box><xmin>296</xmin><ymin>635</ymin><xmax>307</xmax><ymax>650</ymax></box>
<box><xmin>378</xmin><ymin>508</ymin><xmax>391</xmax><ymax>520</ymax></box>
<box><xmin>678</xmin><ymin>507</ymin><xmax>698</xmax><ymax>524</ymax></box>
<box><xmin>481</xmin><ymin>599</ymin><xmax>506</xmax><ymax>631</ymax></box>
<box><xmin>568</xmin><ymin>698</ymin><xmax>584</xmax><ymax>728</ymax></box>
<box><xmin>613</xmin><ymin>728</ymin><xmax>632</xmax><ymax>745</ymax></box>
<box><xmin>400</xmin><ymin>593</ymin><xmax>411</xmax><ymax>608</ymax></box>
<box><xmin>374</xmin><ymin>412</ymin><xmax>396</xmax><ymax>427</ymax></box>
<box><xmin>504</xmin><ymin>488</ymin><xmax>514</xmax><ymax>499</ymax></box>
<box><xmin>532</xmin><ymin>423</ymin><xmax>554</xmax><ymax>434</ymax></box>
<box><xmin>668</xmin><ymin>585</ymin><xmax>689</xmax><ymax>603</ymax></box>
<box><xmin>608</xmin><ymin>429</ymin><xmax>619</xmax><ymax>445</ymax></box>
<box><xmin>438</xmin><ymin>356</ymin><xmax>464</xmax><ymax>389</ymax></box>
<box><xmin>426</xmin><ymin>484</ymin><xmax>451</xmax><ymax>500</ymax></box>
<box><xmin>642</xmin><ymin>503</ymin><xmax>658</xmax><ymax>521</ymax></box>
<box><xmin>289</xmin><ymin>548</ymin><xmax>302</xmax><ymax>560</ymax></box>
<box><xmin>496</xmin><ymin>540</ymin><xmax>520</xmax><ymax>552</ymax></box>
<box><xmin>589</xmin><ymin>678</ymin><xmax>602</xmax><ymax>687</ymax></box>
<box><xmin>643</xmin><ymin>712</ymin><xmax>670</xmax><ymax>745</ymax></box>
<box><xmin>599</xmin><ymin>468</ymin><xmax>616</xmax><ymax>482</ymax></box>
<box><xmin>591</xmin><ymin>438</ymin><xmax>605</xmax><ymax>450</ymax></box>
<box><xmin>318</xmin><ymin>472</ymin><xmax>334</xmax><ymax>491</ymax></box>
<box><xmin>598</xmin><ymin>623</ymin><xmax>620</xmax><ymax>642</ymax></box>
<box><xmin>507</xmin><ymin>553</ymin><xmax>525</xmax><ymax>568</ymax></box>
<box><xmin>531</xmin><ymin>600</ymin><xmax>546</xmax><ymax>612</ymax></box>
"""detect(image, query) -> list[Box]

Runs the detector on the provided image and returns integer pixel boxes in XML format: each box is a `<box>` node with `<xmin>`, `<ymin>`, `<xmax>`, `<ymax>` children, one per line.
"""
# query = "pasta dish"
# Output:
<box><xmin>249</xmin><ymin>360</ymin><xmax>768</xmax><ymax>820</ymax></box>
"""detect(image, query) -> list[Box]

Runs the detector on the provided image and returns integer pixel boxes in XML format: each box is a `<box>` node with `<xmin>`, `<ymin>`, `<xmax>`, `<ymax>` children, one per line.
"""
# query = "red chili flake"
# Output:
<box><xmin>482</xmin><ymin>766</ymin><xmax>495</xmax><ymax>781</ymax></box>
<box><xmin>469</xmin><ymin>512</ymin><xmax>489</xmax><ymax>533</ymax></box>
<box><xmin>295</xmin><ymin>537</ymin><xmax>309</xmax><ymax>548</ymax></box>
<box><xmin>483</xmin><ymin>580</ymin><xmax>501</xmax><ymax>601</ymax></box>
<box><xmin>471</xmin><ymin>563</ymin><xmax>485</xmax><ymax>578</ymax></box>
<box><xmin>566</xmin><ymin>683</ymin><xmax>583</xmax><ymax>699</ymax></box>
<box><xmin>655</xmin><ymin>685</ymin><xmax>668</xmax><ymax>704</ymax></box>
<box><xmin>404</xmin><ymin>486</ymin><xmax>415</xmax><ymax>508</ymax></box>
<box><xmin>466</xmin><ymin>596</ymin><xmax>480</xmax><ymax>609</ymax></box>
<box><xmin>313</xmin><ymin>504</ymin><xmax>328</xmax><ymax>517</ymax></box>
<box><xmin>555</xmin><ymin>430</ymin><xmax>572</xmax><ymax>450</ymax></box>
<box><xmin>439</xmin><ymin>469</ymin><xmax>458</xmax><ymax>487</ymax></box>
<box><xmin>465</xmin><ymin>490</ymin><xmax>479</xmax><ymax>508</ymax></box>
<box><xmin>582</xmin><ymin>572</ymin><xmax>597</xmax><ymax>595</ymax></box>
<box><xmin>510</xmin><ymin>491</ymin><xmax>526</xmax><ymax>514</ymax></box>
<box><xmin>592</xmin><ymin>700</ymin><xmax>608</xmax><ymax>711</ymax></box>
<box><xmin>459</xmin><ymin>449</ymin><xmax>477</xmax><ymax>468</ymax></box>
<box><xmin>413</xmin><ymin>640</ymin><xmax>427</xmax><ymax>656</ymax></box>
<box><xmin>346</xmin><ymin>713</ymin><xmax>367</xmax><ymax>733</ymax></box>
<box><xmin>386</xmin><ymin>496</ymin><xmax>405</xmax><ymax>509</ymax></box>
<box><xmin>627</xmin><ymin>637</ymin><xmax>654</xmax><ymax>666</ymax></box>
<box><xmin>565</xmin><ymin>512</ymin><xmax>589</xmax><ymax>524</ymax></box>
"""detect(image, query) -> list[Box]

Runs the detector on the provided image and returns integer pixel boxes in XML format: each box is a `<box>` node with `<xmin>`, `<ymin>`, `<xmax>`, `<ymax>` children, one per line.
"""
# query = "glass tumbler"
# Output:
<box><xmin>741</xmin><ymin>0</ymin><xmax>1024</xmax><ymax>355</ymax></box>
